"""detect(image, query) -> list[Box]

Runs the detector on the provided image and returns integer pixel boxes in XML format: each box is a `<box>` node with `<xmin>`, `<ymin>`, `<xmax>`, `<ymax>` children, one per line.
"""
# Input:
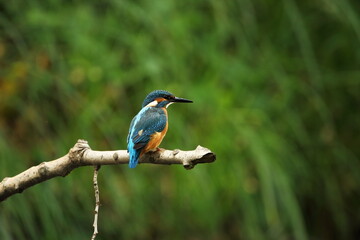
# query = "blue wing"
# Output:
<box><xmin>127</xmin><ymin>116</ymin><xmax>136</xmax><ymax>144</ymax></box>
<box><xmin>127</xmin><ymin>107</ymin><xmax>167</xmax><ymax>168</ymax></box>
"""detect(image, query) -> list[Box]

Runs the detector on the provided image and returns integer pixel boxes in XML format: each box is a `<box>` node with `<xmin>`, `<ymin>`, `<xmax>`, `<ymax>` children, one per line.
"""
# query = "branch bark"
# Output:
<box><xmin>91</xmin><ymin>165</ymin><xmax>101</xmax><ymax>240</ymax></box>
<box><xmin>0</xmin><ymin>139</ymin><xmax>216</xmax><ymax>202</ymax></box>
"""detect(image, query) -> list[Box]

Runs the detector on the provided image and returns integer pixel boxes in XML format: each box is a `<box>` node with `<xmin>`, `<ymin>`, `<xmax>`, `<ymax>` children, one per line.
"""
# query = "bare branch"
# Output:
<box><xmin>0</xmin><ymin>139</ymin><xmax>216</xmax><ymax>201</ymax></box>
<box><xmin>91</xmin><ymin>165</ymin><xmax>101</xmax><ymax>240</ymax></box>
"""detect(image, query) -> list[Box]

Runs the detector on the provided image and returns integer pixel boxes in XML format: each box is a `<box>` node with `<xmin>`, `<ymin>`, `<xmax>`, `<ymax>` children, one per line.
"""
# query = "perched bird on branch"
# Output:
<box><xmin>127</xmin><ymin>90</ymin><xmax>193</xmax><ymax>168</ymax></box>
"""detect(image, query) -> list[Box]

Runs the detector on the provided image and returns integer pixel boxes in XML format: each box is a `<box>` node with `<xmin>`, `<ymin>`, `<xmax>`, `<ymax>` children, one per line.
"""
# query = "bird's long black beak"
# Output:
<box><xmin>172</xmin><ymin>96</ymin><xmax>193</xmax><ymax>103</ymax></box>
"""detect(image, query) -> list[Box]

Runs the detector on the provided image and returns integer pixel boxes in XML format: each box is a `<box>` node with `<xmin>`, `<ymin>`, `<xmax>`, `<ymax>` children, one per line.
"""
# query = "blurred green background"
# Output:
<box><xmin>1</xmin><ymin>0</ymin><xmax>360</xmax><ymax>239</ymax></box>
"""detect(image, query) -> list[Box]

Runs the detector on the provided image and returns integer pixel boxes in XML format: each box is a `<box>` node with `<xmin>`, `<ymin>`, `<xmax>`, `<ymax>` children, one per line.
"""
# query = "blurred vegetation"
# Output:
<box><xmin>1</xmin><ymin>0</ymin><xmax>360</xmax><ymax>239</ymax></box>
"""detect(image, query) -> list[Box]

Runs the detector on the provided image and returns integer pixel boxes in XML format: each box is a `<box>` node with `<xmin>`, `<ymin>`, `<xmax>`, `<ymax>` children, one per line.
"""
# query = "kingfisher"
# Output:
<box><xmin>127</xmin><ymin>90</ymin><xmax>193</xmax><ymax>168</ymax></box>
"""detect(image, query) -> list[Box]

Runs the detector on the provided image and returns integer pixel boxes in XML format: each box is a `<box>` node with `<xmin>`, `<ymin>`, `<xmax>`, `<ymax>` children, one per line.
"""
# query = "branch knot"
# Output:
<box><xmin>68</xmin><ymin>139</ymin><xmax>90</xmax><ymax>163</ymax></box>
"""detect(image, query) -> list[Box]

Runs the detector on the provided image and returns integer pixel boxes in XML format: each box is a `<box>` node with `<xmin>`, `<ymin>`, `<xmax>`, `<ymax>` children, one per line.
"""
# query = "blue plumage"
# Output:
<box><xmin>127</xmin><ymin>90</ymin><xmax>193</xmax><ymax>168</ymax></box>
<box><xmin>127</xmin><ymin>107</ymin><xmax>167</xmax><ymax>168</ymax></box>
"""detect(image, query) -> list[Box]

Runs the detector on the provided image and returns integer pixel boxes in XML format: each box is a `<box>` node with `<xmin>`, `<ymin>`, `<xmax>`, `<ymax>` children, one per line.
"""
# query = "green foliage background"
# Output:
<box><xmin>1</xmin><ymin>0</ymin><xmax>360</xmax><ymax>239</ymax></box>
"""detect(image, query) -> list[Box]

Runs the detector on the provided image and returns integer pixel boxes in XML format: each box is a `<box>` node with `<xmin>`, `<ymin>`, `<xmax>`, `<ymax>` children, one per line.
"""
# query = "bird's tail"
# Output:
<box><xmin>128</xmin><ymin>148</ymin><xmax>141</xmax><ymax>168</ymax></box>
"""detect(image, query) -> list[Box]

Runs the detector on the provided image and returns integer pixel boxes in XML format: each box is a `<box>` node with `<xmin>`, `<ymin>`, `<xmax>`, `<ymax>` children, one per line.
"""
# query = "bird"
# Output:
<box><xmin>127</xmin><ymin>90</ymin><xmax>193</xmax><ymax>168</ymax></box>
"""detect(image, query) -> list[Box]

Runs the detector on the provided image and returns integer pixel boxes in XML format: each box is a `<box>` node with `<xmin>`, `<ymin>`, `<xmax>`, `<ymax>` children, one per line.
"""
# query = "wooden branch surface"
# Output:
<box><xmin>0</xmin><ymin>139</ymin><xmax>216</xmax><ymax>202</ymax></box>
<box><xmin>91</xmin><ymin>165</ymin><xmax>101</xmax><ymax>240</ymax></box>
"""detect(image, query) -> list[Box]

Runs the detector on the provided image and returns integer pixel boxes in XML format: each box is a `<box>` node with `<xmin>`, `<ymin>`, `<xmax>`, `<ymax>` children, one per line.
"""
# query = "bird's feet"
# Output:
<box><xmin>148</xmin><ymin>147</ymin><xmax>164</xmax><ymax>153</ymax></box>
<box><xmin>156</xmin><ymin>147</ymin><xmax>165</xmax><ymax>152</ymax></box>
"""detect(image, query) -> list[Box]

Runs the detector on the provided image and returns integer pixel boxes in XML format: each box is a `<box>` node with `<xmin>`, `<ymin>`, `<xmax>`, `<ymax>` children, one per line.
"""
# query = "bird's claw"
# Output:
<box><xmin>156</xmin><ymin>147</ymin><xmax>165</xmax><ymax>152</ymax></box>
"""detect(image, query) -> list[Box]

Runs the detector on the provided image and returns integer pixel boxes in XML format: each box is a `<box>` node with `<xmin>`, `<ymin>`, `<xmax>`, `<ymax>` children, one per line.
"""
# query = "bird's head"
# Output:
<box><xmin>142</xmin><ymin>90</ymin><xmax>193</xmax><ymax>108</ymax></box>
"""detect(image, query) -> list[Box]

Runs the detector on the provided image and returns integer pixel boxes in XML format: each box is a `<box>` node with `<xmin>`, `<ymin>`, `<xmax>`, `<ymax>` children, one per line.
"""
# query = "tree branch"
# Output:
<box><xmin>0</xmin><ymin>139</ymin><xmax>216</xmax><ymax>202</ymax></box>
<box><xmin>91</xmin><ymin>165</ymin><xmax>101</xmax><ymax>240</ymax></box>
